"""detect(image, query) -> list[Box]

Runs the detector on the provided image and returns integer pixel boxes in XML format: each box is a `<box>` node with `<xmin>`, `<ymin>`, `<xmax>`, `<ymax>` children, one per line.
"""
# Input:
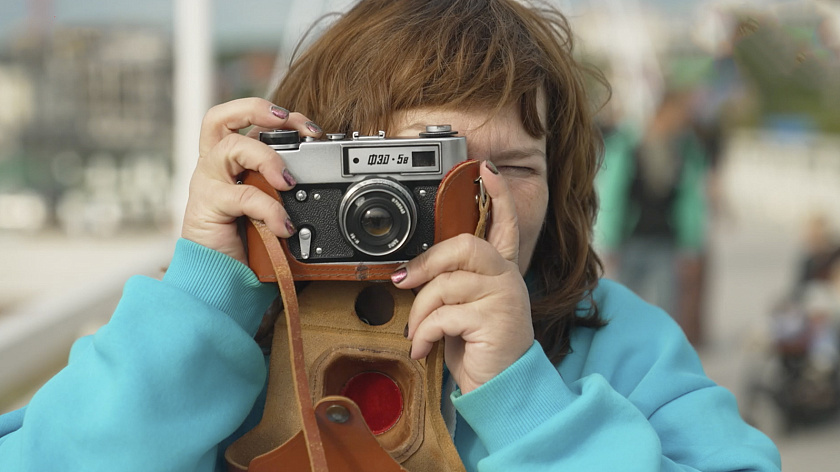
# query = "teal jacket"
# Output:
<box><xmin>0</xmin><ymin>239</ymin><xmax>780</xmax><ymax>471</ymax></box>
<box><xmin>595</xmin><ymin>126</ymin><xmax>709</xmax><ymax>252</ymax></box>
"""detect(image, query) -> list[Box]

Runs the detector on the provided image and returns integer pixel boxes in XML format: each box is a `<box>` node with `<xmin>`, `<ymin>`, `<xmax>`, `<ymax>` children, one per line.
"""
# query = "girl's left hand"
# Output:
<box><xmin>393</xmin><ymin>161</ymin><xmax>534</xmax><ymax>394</ymax></box>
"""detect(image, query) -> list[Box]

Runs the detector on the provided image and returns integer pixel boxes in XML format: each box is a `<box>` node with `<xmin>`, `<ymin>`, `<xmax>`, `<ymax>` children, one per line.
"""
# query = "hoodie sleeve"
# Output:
<box><xmin>0</xmin><ymin>238</ymin><xmax>277</xmax><ymax>472</ymax></box>
<box><xmin>451</xmin><ymin>281</ymin><xmax>781</xmax><ymax>472</ymax></box>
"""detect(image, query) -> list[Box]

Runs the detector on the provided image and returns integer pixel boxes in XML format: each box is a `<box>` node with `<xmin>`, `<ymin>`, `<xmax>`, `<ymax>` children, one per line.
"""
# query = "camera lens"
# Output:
<box><xmin>361</xmin><ymin>207</ymin><xmax>393</xmax><ymax>237</ymax></box>
<box><xmin>339</xmin><ymin>178</ymin><xmax>417</xmax><ymax>257</ymax></box>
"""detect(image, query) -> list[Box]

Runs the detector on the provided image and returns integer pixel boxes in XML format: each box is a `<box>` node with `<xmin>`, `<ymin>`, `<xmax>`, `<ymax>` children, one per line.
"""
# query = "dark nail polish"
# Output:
<box><xmin>403</xmin><ymin>323</ymin><xmax>409</xmax><ymax>338</ymax></box>
<box><xmin>285</xmin><ymin>218</ymin><xmax>296</xmax><ymax>236</ymax></box>
<box><xmin>391</xmin><ymin>267</ymin><xmax>407</xmax><ymax>284</ymax></box>
<box><xmin>408</xmin><ymin>345</ymin><xmax>413</xmax><ymax>358</ymax></box>
<box><xmin>283</xmin><ymin>168</ymin><xmax>296</xmax><ymax>187</ymax></box>
<box><xmin>271</xmin><ymin>105</ymin><xmax>289</xmax><ymax>120</ymax></box>
<box><xmin>486</xmin><ymin>160</ymin><xmax>500</xmax><ymax>175</ymax></box>
<box><xmin>305</xmin><ymin>121</ymin><xmax>322</xmax><ymax>134</ymax></box>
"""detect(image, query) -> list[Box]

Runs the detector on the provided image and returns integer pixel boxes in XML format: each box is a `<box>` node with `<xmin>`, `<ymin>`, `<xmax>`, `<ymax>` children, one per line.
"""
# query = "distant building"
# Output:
<box><xmin>0</xmin><ymin>26</ymin><xmax>173</xmax><ymax>234</ymax></box>
<box><xmin>7</xmin><ymin>26</ymin><xmax>173</xmax><ymax>152</ymax></box>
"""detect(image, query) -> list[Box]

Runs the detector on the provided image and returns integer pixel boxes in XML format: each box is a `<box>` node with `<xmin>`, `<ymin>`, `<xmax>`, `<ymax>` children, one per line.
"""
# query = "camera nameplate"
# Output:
<box><xmin>343</xmin><ymin>145</ymin><xmax>440</xmax><ymax>175</ymax></box>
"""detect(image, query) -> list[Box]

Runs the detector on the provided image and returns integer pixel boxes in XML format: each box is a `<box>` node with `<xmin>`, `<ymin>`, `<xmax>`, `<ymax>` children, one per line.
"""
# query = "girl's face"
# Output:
<box><xmin>393</xmin><ymin>102</ymin><xmax>550</xmax><ymax>275</ymax></box>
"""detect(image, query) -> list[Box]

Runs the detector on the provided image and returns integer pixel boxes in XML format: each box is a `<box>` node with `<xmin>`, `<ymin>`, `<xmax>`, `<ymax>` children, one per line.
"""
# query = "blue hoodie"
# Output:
<box><xmin>0</xmin><ymin>239</ymin><xmax>780</xmax><ymax>471</ymax></box>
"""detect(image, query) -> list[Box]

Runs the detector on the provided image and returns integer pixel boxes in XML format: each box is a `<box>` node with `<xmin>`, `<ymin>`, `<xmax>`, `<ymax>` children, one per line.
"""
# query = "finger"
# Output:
<box><xmin>409</xmin><ymin>304</ymin><xmax>478</xmax><ymax>359</ymax></box>
<box><xmin>204</xmin><ymin>133</ymin><xmax>295</xmax><ymax>192</ymax></box>
<box><xmin>199</xmin><ymin>98</ymin><xmax>322</xmax><ymax>156</ymax></box>
<box><xmin>481</xmin><ymin>160</ymin><xmax>520</xmax><ymax>263</ymax></box>
<box><xmin>406</xmin><ymin>271</ymin><xmax>492</xmax><ymax>339</ymax></box>
<box><xmin>200</xmin><ymin>98</ymin><xmax>291</xmax><ymax>156</ymax></box>
<box><xmin>210</xmin><ymin>181</ymin><xmax>295</xmax><ymax>238</ymax></box>
<box><xmin>391</xmin><ymin>233</ymin><xmax>507</xmax><ymax>289</ymax></box>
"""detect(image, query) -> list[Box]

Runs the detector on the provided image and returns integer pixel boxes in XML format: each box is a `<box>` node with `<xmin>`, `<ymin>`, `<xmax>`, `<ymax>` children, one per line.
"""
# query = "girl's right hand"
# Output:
<box><xmin>181</xmin><ymin>97</ymin><xmax>323</xmax><ymax>264</ymax></box>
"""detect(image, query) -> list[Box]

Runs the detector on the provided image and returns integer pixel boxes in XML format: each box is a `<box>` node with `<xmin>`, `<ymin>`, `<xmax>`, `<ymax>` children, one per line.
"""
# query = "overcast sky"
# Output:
<box><xmin>0</xmin><ymin>0</ymin><xmax>780</xmax><ymax>50</ymax></box>
<box><xmin>2</xmin><ymin>0</ymin><xmax>354</xmax><ymax>48</ymax></box>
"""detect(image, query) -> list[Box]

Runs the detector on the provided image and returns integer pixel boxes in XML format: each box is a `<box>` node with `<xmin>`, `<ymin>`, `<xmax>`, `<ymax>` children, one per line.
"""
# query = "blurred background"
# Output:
<box><xmin>0</xmin><ymin>0</ymin><xmax>838</xmax><ymax>469</ymax></box>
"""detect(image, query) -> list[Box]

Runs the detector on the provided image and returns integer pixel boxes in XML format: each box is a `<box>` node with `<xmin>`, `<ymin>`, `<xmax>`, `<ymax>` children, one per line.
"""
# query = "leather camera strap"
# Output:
<box><xmin>473</xmin><ymin>176</ymin><xmax>490</xmax><ymax>239</ymax></box>
<box><xmin>249</xmin><ymin>217</ymin><xmax>329</xmax><ymax>472</ymax></box>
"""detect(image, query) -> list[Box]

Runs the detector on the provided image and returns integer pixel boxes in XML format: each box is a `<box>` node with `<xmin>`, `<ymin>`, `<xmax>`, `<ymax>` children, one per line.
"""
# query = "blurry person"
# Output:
<box><xmin>795</xmin><ymin>213</ymin><xmax>838</xmax><ymax>299</ymax></box>
<box><xmin>596</xmin><ymin>90</ymin><xmax>709</xmax><ymax>344</ymax></box>
<box><xmin>0</xmin><ymin>1</ymin><xmax>779</xmax><ymax>471</ymax></box>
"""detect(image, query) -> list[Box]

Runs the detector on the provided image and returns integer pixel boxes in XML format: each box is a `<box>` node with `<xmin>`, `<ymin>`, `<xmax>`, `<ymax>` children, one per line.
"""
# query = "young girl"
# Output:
<box><xmin>0</xmin><ymin>1</ymin><xmax>781</xmax><ymax>470</ymax></box>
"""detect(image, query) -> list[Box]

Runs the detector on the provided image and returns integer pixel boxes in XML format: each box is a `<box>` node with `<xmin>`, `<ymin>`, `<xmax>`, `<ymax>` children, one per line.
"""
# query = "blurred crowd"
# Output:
<box><xmin>594</xmin><ymin>4</ymin><xmax>840</xmax><ymax>342</ymax></box>
<box><xmin>590</xmin><ymin>6</ymin><xmax>840</xmax><ymax>439</ymax></box>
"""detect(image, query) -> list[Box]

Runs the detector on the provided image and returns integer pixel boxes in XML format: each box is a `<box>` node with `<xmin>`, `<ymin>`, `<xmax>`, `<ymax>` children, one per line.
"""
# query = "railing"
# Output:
<box><xmin>720</xmin><ymin>129</ymin><xmax>840</xmax><ymax>230</ymax></box>
<box><xmin>0</xmin><ymin>240</ymin><xmax>172</xmax><ymax>413</ymax></box>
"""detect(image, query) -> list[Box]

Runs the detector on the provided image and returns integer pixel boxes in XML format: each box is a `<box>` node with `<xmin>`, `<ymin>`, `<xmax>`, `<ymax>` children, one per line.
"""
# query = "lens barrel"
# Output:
<box><xmin>339</xmin><ymin>179</ymin><xmax>417</xmax><ymax>256</ymax></box>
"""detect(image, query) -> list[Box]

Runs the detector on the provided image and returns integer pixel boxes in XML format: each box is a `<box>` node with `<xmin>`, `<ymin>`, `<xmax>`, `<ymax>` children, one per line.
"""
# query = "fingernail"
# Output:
<box><xmin>391</xmin><ymin>267</ymin><xmax>408</xmax><ymax>284</ymax></box>
<box><xmin>285</xmin><ymin>218</ymin><xmax>296</xmax><ymax>236</ymax></box>
<box><xmin>283</xmin><ymin>168</ymin><xmax>296</xmax><ymax>187</ymax></box>
<box><xmin>270</xmin><ymin>105</ymin><xmax>289</xmax><ymax>120</ymax></box>
<box><xmin>485</xmin><ymin>160</ymin><xmax>500</xmax><ymax>175</ymax></box>
<box><xmin>403</xmin><ymin>323</ymin><xmax>409</xmax><ymax>338</ymax></box>
<box><xmin>305</xmin><ymin>121</ymin><xmax>322</xmax><ymax>134</ymax></box>
<box><xmin>408</xmin><ymin>345</ymin><xmax>413</xmax><ymax>358</ymax></box>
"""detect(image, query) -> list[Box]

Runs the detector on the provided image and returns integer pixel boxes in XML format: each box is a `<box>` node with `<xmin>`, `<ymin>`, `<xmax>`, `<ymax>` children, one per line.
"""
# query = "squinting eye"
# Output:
<box><xmin>498</xmin><ymin>166</ymin><xmax>537</xmax><ymax>177</ymax></box>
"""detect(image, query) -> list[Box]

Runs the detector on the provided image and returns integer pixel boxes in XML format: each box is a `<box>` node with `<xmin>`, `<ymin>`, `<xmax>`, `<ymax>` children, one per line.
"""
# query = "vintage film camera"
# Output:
<box><xmin>243</xmin><ymin>125</ymin><xmax>483</xmax><ymax>282</ymax></box>
<box><xmin>230</xmin><ymin>126</ymin><xmax>480</xmax><ymax>470</ymax></box>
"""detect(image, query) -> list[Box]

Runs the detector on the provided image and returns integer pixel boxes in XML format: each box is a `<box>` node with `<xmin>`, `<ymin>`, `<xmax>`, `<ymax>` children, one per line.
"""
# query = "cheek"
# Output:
<box><xmin>510</xmin><ymin>178</ymin><xmax>549</xmax><ymax>251</ymax></box>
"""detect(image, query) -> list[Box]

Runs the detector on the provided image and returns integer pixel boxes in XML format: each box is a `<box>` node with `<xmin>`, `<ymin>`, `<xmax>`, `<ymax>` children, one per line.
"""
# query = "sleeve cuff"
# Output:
<box><xmin>451</xmin><ymin>341</ymin><xmax>574</xmax><ymax>453</ymax></box>
<box><xmin>162</xmin><ymin>238</ymin><xmax>277</xmax><ymax>335</ymax></box>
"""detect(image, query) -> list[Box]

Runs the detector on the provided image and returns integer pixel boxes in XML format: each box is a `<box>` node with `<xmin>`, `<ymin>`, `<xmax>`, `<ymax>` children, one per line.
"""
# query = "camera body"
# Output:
<box><xmin>260</xmin><ymin>126</ymin><xmax>467</xmax><ymax>265</ymax></box>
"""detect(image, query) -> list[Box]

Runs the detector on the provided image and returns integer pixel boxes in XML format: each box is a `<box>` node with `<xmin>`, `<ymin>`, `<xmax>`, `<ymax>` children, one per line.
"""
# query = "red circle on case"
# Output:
<box><xmin>339</xmin><ymin>372</ymin><xmax>404</xmax><ymax>435</ymax></box>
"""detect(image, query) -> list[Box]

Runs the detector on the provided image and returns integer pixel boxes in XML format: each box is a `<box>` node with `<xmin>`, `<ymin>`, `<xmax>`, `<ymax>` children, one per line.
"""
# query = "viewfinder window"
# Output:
<box><xmin>411</xmin><ymin>150</ymin><xmax>435</xmax><ymax>168</ymax></box>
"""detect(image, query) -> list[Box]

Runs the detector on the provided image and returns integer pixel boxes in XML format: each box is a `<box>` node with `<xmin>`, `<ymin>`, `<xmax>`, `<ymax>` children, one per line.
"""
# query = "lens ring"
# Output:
<box><xmin>339</xmin><ymin>179</ymin><xmax>417</xmax><ymax>256</ymax></box>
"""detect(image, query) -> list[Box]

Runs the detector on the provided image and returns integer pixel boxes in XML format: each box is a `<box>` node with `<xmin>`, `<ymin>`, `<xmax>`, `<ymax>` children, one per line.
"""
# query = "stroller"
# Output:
<box><xmin>742</xmin><ymin>294</ymin><xmax>840</xmax><ymax>436</ymax></box>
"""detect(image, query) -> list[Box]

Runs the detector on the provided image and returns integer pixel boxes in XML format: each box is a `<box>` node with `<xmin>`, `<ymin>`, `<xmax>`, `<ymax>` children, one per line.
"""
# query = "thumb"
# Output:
<box><xmin>480</xmin><ymin>160</ymin><xmax>520</xmax><ymax>264</ymax></box>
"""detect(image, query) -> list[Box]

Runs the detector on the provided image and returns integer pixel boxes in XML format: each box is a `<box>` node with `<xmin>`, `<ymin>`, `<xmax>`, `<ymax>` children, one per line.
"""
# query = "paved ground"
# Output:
<box><xmin>1</xmin><ymin>218</ymin><xmax>838</xmax><ymax>469</ymax></box>
<box><xmin>0</xmin><ymin>230</ymin><xmax>174</xmax><ymax>316</ymax></box>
